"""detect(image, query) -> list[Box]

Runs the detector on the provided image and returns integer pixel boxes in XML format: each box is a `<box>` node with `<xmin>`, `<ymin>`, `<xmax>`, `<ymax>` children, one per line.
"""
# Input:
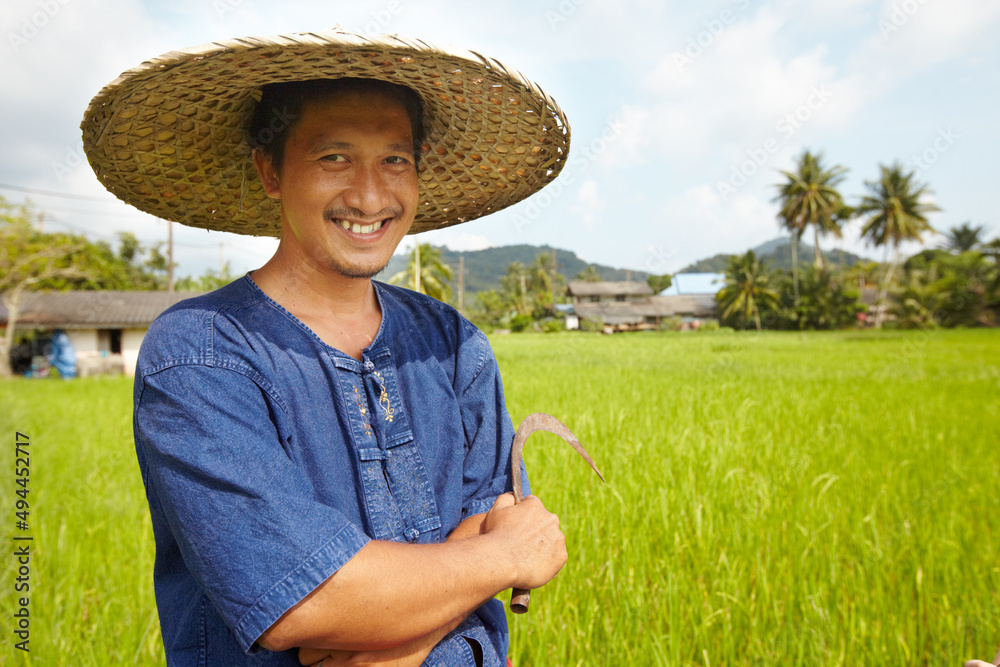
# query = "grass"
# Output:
<box><xmin>2</xmin><ymin>329</ymin><xmax>999</xmax><ymax>665</ymax></box>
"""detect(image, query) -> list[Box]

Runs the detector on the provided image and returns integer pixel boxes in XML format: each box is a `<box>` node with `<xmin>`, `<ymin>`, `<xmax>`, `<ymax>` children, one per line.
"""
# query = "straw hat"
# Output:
<box><xmin>81</xmin><ymin>28</ymin><xmax>571</xmax><ymax>236</ymax></box>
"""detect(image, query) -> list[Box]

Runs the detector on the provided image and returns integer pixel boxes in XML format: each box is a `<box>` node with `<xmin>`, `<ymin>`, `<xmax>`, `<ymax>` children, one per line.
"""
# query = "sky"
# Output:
<box><xmin>1</xmin><ymin>0</ymin><xmax>998</xmax><ymax>279</ymax></box>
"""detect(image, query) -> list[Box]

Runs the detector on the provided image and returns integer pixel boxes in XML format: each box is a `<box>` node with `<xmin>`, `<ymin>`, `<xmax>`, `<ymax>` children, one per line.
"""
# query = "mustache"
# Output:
<box><xmin>324</xmin><ymin>206</ymin><xmax>402</xmax><ymax>222</ymax></box>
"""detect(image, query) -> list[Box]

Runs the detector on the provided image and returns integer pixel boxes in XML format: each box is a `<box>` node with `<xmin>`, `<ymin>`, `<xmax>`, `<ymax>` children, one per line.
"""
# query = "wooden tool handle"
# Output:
<box><xmin>510</xmin><ymin>587</ymin><xmax>531</xmax><ymax>614</ymax></box>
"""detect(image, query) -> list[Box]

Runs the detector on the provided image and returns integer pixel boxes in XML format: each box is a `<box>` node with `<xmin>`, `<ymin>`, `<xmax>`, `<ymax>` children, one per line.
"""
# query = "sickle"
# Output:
<box><xmin>508</xmin><ymin>412</ymin><xmax>604</xmax><ymax>614</ymax></box>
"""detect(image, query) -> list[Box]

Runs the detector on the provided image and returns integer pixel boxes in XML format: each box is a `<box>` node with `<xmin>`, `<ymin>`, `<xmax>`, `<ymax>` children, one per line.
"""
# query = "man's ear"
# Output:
<box><xmin>252</xmin><ymin>149</ymin><xmax>281</xmax><ymax>198</ymax></box>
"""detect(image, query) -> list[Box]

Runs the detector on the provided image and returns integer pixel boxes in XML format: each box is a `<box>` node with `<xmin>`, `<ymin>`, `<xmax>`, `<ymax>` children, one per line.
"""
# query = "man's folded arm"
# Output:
<box><xmin>258</xmin><ymin>493</ymin><xmax>565</xmax><ymax>653</ymax></box>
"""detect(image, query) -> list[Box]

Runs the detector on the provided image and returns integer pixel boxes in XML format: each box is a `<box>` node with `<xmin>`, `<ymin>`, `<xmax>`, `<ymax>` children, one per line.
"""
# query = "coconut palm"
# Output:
<box><xmin>716</xmin><ymin>250</ymin><xmax>780</xmax><ymax>332</ymax></box>
<box><xmin>774</xmin><ymin>151</ymin><xmax>849</xmax><ymax>301</ymax></box>
<box><xmin>856</xmin><ymin>162</ymin><xmax>940</xmax><ymax>328</ymax></box>
<box><xmin>389</xmin><ymin>242</ymin><xmax>453</xmax><ymax>302</ymax></box>
<box><xmin>940</xmin><ymin>222</ymin><xmax>985</xmax><ymax>253</ymax></box>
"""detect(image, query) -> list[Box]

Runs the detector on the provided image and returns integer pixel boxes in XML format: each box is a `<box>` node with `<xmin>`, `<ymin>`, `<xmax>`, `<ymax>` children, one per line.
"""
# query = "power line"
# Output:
<box><xmin>41</xmin><ymin>214</ymin><xmax>272</xmax><ymax>252</ymax></box>
<box><xmin>26</xmin><ymin>203</ymin><xmax>147</xmax><ymax>219</ymax></box>
<box><xmin>0</xmin><ymin>182</ymin><xmax>115</xmax><ymax>203</ymax></box>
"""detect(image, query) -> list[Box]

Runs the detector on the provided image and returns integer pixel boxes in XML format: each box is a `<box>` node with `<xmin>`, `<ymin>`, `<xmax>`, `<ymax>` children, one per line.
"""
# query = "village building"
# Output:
<box><xmin>1</xmin><ymin>291</ymin><xmax>202</xmax><ymax>377</ymax></box>
<box><xmin>564</xmin><ymin>273</ymin><xmax>724</xmax><ymax>331</ymax></box>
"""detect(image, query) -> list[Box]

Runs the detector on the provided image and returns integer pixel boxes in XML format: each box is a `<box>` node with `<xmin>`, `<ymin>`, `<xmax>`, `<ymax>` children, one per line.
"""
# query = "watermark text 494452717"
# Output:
<box><xmin>13</xmin><ymin>431</ymin><xmax>33</xmax><ymax>652</ymax></box>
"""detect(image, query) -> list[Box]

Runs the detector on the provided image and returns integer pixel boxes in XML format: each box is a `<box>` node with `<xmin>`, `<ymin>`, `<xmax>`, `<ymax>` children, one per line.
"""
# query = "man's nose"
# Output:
<box><xmin>342</xmin><ymin>165</ymin><xmax>392</xmax><ymax>216</ymax></box>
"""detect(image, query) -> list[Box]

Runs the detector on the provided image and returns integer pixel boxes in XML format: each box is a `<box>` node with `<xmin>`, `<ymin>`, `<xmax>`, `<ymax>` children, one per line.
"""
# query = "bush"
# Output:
<box><xmin>539</xmin><ymin>318</ymin><xmax>565</xmax><ymax>333</ymax></box>
<box><xmin>509</xmin><ymin>314</ymin><xmax>533</xmax><ymax>333</ymax></box>
<box><xmin>660</xmin><ymin>316</ymin><xmax>683</xmax><ymax>332</ymax></box>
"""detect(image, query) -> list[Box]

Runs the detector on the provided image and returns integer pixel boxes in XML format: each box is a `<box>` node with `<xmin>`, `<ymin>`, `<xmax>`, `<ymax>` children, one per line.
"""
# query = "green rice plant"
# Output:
<box><xmin>1</xmin><ymin>330</ymin><xmax>998</xmax><ymax>665</ymax></box>
<box><xmin>498</xmin><ymin>330</ymin><xmax>1000</xmax><ymax>666</ymax></box>
<box><xmin>1</xmin><ymin>376</ymin><xmax>162</xmax><ymax>664</ymax></box>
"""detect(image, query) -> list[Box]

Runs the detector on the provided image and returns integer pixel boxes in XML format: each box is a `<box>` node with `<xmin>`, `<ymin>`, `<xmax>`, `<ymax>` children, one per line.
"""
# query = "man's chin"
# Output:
<box><xmin>327</xmin><ymin>258</ymin><xmax>392</xmax><ymax>281</ymax></box>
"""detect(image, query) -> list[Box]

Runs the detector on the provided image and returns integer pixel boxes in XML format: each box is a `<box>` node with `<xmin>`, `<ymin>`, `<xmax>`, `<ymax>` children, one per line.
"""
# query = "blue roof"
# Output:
<box><xmin>660</xmin><ymin>273</ymin><xmax>725</xmax><ymax>296</ymax></box>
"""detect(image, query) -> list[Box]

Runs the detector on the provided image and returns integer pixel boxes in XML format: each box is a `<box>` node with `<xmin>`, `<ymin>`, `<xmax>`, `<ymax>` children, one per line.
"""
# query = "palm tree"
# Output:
<box><xmin>773</xmin><ymin>151</ymin><xmax>849</xmax><ymax>301</ymax></box>
<box><xmin>389</xmin><ymin>243</ymin><xmax>453</xmax><ymax>302</ymax></box>
<box><xmin>575</xmin><ymin>265</ymin><xmax>602</xmax><ymax>282</ymax></box>
<box><xmin>940</xmin><ymin>222</ymin><xmax>985</xmax><ymax>253</ymax></box>
<box><xmin>716</xmin><ymin>250</ymin><xmax>780</xmax><ymax>332</ymax></box>
<box><xmin>856</xmin><ymin>162</ymin><xmax>940</xmax><ymax>328</ymax></box>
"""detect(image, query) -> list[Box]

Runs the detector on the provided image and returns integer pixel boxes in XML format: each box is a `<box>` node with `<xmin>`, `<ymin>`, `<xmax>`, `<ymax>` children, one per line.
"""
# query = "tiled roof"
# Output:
<box><xmin>566</xmin><ymin>281</ymin><xmax>653</xmax><ymax>297</ymax></box>
<box><xmin>573</xmin><ymin>295</ymin><xmax>716</xmax><ymax>323</ymax></box>
<box><xmin>0</xmin><ymin>291</ymin><xmax>206</xmax><ymax>329</ymax></box>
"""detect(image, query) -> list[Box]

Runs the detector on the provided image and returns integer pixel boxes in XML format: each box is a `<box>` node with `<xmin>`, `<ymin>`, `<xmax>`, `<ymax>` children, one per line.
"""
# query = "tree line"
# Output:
<box><xmin>718</xmin><ymin>151</ymin><xmax>999</xmax><ymax>331</ymax></box>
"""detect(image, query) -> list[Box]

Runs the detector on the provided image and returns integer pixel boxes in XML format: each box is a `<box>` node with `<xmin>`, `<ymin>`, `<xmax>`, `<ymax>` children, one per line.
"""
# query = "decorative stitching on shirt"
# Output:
<box><xmin>371</xmin><ymin>370</ymin><xmax>396</xmax><ymax>423</ymax></box>
<box><xmin>352</xmin><ymin>385</ymin><xmax>373</xmax><ymax>437</ymax></box>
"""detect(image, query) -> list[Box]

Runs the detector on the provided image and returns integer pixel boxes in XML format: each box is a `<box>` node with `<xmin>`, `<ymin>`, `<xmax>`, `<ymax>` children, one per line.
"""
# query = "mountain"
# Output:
<box><xmin>376</xmin><ymin>244</ymin><xmax>653</xmax><ymax>300</ymax></box>
<box><xmin>677</xmin><ymin>238</ymin><xmax>872</xmax><ymax>273</ymax></box>
<box><xmin>376</xmin><ymin>238</ymin><xmax>874</xmax><ymax>304</ymax></box>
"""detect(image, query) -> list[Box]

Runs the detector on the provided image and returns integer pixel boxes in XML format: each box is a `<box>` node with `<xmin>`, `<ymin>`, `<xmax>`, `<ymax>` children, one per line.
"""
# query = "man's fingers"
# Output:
<box><xmin>491</xmin><ymin>492</ymin><xmax>516</xmax><ymax>509</ymax></box>
<box><xmin>298</xmin><ymin>647</ymin><xmax>327</xmax><ymax>665</ymax></box>
<box><xmin>962</xmin><ymin>645</ymin><xmax>1000</xmax><ymax>667</ymax></box>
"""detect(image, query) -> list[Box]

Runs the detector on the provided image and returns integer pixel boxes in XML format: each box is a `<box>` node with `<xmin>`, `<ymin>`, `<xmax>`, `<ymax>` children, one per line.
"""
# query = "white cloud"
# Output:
<box><xmin>569</xmin><ymin>179</ymin><xmax>604</xmax><ymax>230</ymax></box>
<box><xmin>439</xmin><ymin>233</ymin><xmax>494</xmax><ymax>252</ymax></box>
<box><xmin>657</xmin><ymin>184</ymin><xmax>780</xmax><ymax>270</ymax></box>
<box><xmin>619</xmin><ymin>8</ymin><xmax>862</xmax><ymax>174</ymax></box>
<box><xmin>853</xmin><ymin>0</ymin><xmax>1000</xmax><ymax>90</ymax></box>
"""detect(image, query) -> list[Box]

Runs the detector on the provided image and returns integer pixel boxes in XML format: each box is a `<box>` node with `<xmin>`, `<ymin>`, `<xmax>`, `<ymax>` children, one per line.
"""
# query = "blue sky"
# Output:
<box><xmin>1</xmin><ymin>0</ymin><xmax>997</xmax><ymax>278</ymax></box>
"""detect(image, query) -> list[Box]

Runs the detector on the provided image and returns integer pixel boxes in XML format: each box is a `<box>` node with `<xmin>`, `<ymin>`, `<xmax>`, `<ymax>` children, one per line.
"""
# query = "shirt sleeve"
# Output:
<box><xmin>457</xmin><ymin>331</ymin><xmax>528</xmax><ymax>520</ymax></box>
<box><xmin>134</xmin><ymin>363</ymin><xmax>370</xmax><ymax>654</ymax></box>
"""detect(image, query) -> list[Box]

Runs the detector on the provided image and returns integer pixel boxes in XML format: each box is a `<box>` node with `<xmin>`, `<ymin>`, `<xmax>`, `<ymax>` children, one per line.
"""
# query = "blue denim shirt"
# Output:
<box><xmin>133</xmin><ymin>275</ymin><xmax>522</xmax><ymax>666</ymax></box>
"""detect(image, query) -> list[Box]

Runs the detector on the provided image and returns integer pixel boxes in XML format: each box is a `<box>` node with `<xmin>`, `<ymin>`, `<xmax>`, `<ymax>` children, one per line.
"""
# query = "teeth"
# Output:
<box><xmin>337</xmin><ymin>219</ymin><xmax>384</xmax><ymax>235</ymax></box>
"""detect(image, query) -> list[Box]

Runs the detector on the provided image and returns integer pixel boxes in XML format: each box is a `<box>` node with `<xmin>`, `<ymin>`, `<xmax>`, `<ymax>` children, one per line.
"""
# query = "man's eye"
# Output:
<box><xmin>385</xmin><ymin>155</ymin><xmax>411</xmax><ymax>165</ymax></box>
<box><xmin>321</xmin><ymin>154</ymin><xmax>347</xmax><ymax>162</ymax></box>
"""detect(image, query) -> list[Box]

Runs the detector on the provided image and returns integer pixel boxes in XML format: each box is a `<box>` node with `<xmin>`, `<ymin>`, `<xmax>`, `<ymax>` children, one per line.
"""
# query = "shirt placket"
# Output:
<box><xmin>333</xmin><ymin>348</ymin><xmax>441</xmax><ymax>543</ymax></box>
<box><xmin>362</xmin><ymin>347</ymin><xmax>442</xmax><ymax>544</ymax></box>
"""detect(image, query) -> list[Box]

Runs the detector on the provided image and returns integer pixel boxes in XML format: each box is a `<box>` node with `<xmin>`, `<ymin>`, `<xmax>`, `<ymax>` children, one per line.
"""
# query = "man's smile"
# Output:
<box><xmin>332</xmin><ymin>218</ymin><xmax>387</xmax><ymax>235</ymax></box>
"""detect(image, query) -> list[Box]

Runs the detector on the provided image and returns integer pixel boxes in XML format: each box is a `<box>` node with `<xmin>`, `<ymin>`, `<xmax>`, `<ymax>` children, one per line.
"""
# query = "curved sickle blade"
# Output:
<box><xmin>510</xmin><ymin>412</ymin><xmax>604</xmax><ymax>502</ymax></box>
<box><xmin>508</xmin><ymin>412</ymin><xmax>604</xmax><ymax>614</ymax></box>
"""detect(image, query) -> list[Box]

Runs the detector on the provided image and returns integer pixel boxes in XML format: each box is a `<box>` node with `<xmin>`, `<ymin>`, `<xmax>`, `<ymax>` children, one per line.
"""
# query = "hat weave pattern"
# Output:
<box><xmin>81</xmin><ymin>31</ymin><xmax>571</xmax><ymax>236</ymax></box>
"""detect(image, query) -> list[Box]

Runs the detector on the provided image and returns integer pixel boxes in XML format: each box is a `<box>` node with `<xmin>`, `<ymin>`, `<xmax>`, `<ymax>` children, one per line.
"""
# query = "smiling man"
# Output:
<box><xmin>82</xmin><ymin>29</ymin><xmax>571</xmax><ymax>667</ymax></box>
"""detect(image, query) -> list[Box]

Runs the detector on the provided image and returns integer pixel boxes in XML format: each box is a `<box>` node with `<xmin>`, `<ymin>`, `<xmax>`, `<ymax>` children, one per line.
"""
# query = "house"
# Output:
<box><xmin>564</xmin><ymin>277</ymin><xmax>721</xmax><ymax>331</ymax></box>
<box><xmin>1</xmin><ymin>291</ymin><xmax>203</xmax><ymax>377</ymax></box>
<box><xmin>566</xmin><ymin>281</ymin><xmax>654</xmax><ymax>304</ymax></box>
<box><xmin>657</xmin><ymin>272</ymin><xmax>725</xmax><ymax>325</ymax></box>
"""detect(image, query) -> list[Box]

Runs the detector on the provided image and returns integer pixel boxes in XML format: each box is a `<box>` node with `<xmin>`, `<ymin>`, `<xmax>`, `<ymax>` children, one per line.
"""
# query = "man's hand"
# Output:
<box><xmin>965</xmin><ymin>645</ymin><xmax>1000</xmax><ymax>667</ymax></box>
<box><xmin>481</xmin><ymin>493</ymin><xmax>567</xmax><ymax>591</ymax></box>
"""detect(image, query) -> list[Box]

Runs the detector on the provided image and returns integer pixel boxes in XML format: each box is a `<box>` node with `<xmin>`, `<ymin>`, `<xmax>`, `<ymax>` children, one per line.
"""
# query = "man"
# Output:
<box><xmin>82</xmin><ymin>29</ymin><xmax>572</xmax><ymax>666</ymax></box>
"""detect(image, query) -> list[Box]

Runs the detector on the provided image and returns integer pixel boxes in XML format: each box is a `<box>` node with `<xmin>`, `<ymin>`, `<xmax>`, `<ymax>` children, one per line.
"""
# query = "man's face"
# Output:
<box><xmin>255</xmin><ymin>90</ymin><xmax>419</xmax><ymax>279</ymax></box>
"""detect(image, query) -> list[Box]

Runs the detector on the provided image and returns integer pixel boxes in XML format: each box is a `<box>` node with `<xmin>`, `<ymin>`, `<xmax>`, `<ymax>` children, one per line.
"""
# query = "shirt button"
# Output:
<box><xmin>363</xmin><ymin>360</ymin><xmax>375</xmax><ymax>372</ymax></box>
<box><xmin>404</xmin><ymin>528</ymin><xmax>420</xmax><ymax>542</ymax></box>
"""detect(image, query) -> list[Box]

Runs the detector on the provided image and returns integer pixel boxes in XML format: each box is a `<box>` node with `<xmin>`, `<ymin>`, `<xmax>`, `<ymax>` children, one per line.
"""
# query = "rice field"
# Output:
<box><xmin>2</xmin><ymin>329</ymin><xmax>998</xmax><ymax>665</ymax></box>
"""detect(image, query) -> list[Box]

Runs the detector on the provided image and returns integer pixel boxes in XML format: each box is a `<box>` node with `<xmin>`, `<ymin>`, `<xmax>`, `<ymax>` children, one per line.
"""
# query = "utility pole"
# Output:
<box><xmin>458</xmin><ymin>254</ymin><xmax>465</xmax><ymax>314</ymax></box>
<box><xmin>550</xmin><ymin>248</ymin><xmax>557</xmax><ymax>317</ymax></box>
<box><xmin>168</xmin><ymin>220</ymin><xmax>175</xmax><ymax>292</ymax></box>
<box><xmin>520</xmin><ymin>272</ymin><xmax>527</xmax><ymax>315</ymax></box>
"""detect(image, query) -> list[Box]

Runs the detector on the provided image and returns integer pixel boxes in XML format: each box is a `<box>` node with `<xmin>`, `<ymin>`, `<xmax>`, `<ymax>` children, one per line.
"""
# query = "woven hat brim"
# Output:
<box><xmin>80</xmin><ymin>30</ymin><xmax>571</xmax><ymax>237</ymax></box>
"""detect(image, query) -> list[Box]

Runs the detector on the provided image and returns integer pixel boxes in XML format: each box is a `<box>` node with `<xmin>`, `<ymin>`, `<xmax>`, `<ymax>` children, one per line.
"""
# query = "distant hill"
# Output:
<box><xmin>377</xmin><ymin>244</ymin><xmax>653</xmax><ymax>301</ymax></box>
<box><xmin>678</xmin><ymin>238</ymin><xmax>871</xmax><ymax>273</ymax></box>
